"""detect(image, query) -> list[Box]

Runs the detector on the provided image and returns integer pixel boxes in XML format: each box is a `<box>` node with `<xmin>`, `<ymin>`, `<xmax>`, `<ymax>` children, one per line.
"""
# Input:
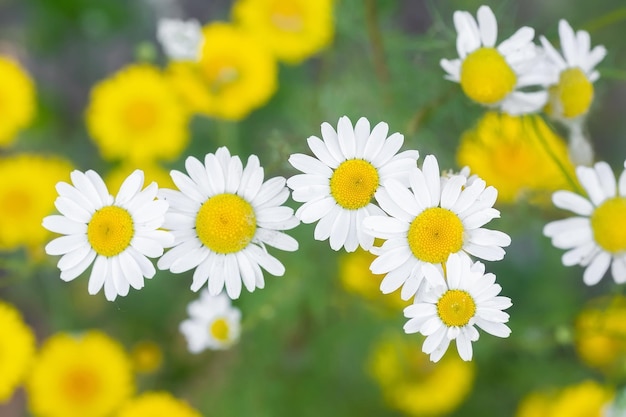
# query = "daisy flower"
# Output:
<box><xmin>42</xmin><ymin>170</ymin><xmax>173</xmax><ymax>301</ymax></box>
<box><xmin>287</xmin><ymin>116</ymin><xmax>419</xmax><ymax>252</ymax></box>
<box><xmin>403</xmin><ymin>254</ymin><xmax>512</xmax><ymax>362</ymax></box>
<box><xmin>544</xmin><ymin>160</ymin><xmax>626</xmax><ymax>286</ymax></box>
<box><xmin>156</xmin><ymin>18</ymin><xmax>203</xmax><ymax>61</ymax></box>
<box><xmin>179</xmin><ymin>290</ymin><xmax>242</xmax><ymax>352</ymax></box>
<box><xmin>157</xmin><ymin>147</ymin><xmax>299</xmax><ymax>299</ymax></box>
<box><xmin>540</xmin><ymin>19</ymin><xmax>606</xmax><ymax>121</ymax></box>
<box><xmin>363</xmin><ymin>155</ymin><xmax>511</xmax><ymax>300</ymax></box>
<box><xmin>440</xmin><ymin>5</ymin><xmax>549</xmax><ymax>115</ymax></box>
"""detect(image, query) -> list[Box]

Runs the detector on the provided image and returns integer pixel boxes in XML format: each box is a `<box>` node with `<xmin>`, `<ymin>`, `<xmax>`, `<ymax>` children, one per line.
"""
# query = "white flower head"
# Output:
<box><xmin>539</xmin><ymin>19</ymin><xmax>607</xmax><ymax>121</ymax></box>
<box><xmin>440</xmin><ymin>5</ymin><xmax>549</xmax><ymax>115</ymax></box>
<box><xmin>158</xmin><ymin>147</ymin><xmax>299</xmax><ymax>299</ymax></box>
<box><xmin>403</xmin><ymin>254</ymin><xmax>512</xmax><ymax>362</ymax></box>
<box><xmin>287</xmin><ymin>116</ymin><xmax>419</xmax><ymax>252</ymax></box>
<box><xmin>179</xmin><ymin>289</ymin><xmax>241</xmax><ymax>352</ymax></box>
<box><xmin>363</xmin><ymin>155</ymin><xmax>511</xmax><ymax>300</ymax></box>
<box><xmin>544</xmin><ymin>160</ymin><xmax>626</xmax><ymax>286</ymax></box>
<box><xmin>42</xmin><ymin>170</ymin><xmax>174</xmax><ymax>301</ymax></box>
<box><xmin>156</xmin><ymin>18</ymin><xmax>204</xmax><ymax>61</ymax></box>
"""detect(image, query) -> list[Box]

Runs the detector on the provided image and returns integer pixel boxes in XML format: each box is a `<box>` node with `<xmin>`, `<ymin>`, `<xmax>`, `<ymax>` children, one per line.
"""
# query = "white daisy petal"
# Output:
<box><xmin>477</xmin><ymin>5</ymin><xmax>497</xmax><ymax>47</ymax></box>
<box><xmin>552</xmin><ymin>191</ymin><xmax>594</xmax><ymax>215</ymax></box>
<box><xmin>307</xmin><ymin>135</ymin><xmax>340</xmax><ymax>168</ymax></box>
<box><xmin>337</xmin><ymin>115</ymin><xmax>356</xmax><ymax>159</ymax></box>
<box><xmin>583</xmin><ymin>251</ymin><xmax>611</xmax><ymax>285</ymax></box>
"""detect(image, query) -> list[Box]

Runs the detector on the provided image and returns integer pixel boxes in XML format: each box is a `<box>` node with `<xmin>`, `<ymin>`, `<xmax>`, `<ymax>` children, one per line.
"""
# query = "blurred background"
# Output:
<box><xmin>1</xmin><ymin>0</ymin><xmax>626</xmax><ymax>416</ymax></box>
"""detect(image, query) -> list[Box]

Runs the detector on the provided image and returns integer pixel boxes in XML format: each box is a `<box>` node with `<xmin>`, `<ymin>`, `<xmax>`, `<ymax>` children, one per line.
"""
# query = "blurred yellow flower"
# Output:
<box><xmin>232</xmin><ymin>0</ymin><xmax>334</xmax><ymax>64</ymax></box>
<box><xmin>516</xmin><ymin>380</ymin><xmax>613</xmax><ymax>417</ymax></box>
<box><xmin>166</xmin><ymin>22</ymin><xmax>278</xmax><ymax>121</ymax></box>
<box><xmin>575</xmin><ymin>295</ymin><xmax>626</xmax><ymax>375</ymax></box>
<box><xmin>130</xmin><ymin>340</ymin><xmax>163</xmax><ymax>374</ymax></box>
<box><xmin>0</xmin><ymin>301</ymin><xmax>36</xmax><ymax>403</ymax></box>
<box><xmin>368</xmin><ymin>335</ymin><xmax>475</xmax><ymax>416</ymax></box>
<box><xmin>0</xmin><ymin>153</ymin><xmax>72</xmax><ymax>252</ymax></box>
<box><xmin>86</xmin><ymin>64</ymin><xmax>190</xmax><ymax>163</ymax></box>
<box><xmin>105</xmin><ymin>161</ymin><xmax>175</xmax><ymax>195</ymax></box>
<box><xmin>0</xmin><ymin>55</ymin><xmax>36</xmax><ymax>147</ymax></box>
<box><xmin>116</xmin><ymin>391</ymin><xmax>202</xmax><ymax>417</ymax></box>
<box><xmin>457</xmin><ymin>111</ymin><xmax>576</xmax><ymax>204</ymax></box>
<box><xmin>339</xmin><ymin>247</ymin><xmax>409</xmax><ymax>312</ymax></box>
<box><xmin>27</xmin><ymin>330</ymin><xmax>134</xmax><ymax>417</ymax></box>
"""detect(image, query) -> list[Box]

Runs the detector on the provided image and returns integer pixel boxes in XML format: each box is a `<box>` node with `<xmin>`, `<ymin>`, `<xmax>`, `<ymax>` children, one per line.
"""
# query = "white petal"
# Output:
<box><xmin>247</xmin><ymin>245</ymin><xmax>285</xmax><ymax>276</ymax></box>
<box><xmin>552</xmin><ymin>191</ymin><xmax>594</xmax><ymax>215</ymax></box>
<box><xmin>307</xmin><ymin>135</ymin><xmax>340</xmax><ymax>168</ymax></box>
<box><xmin>583</xmin><ymin>251</ymin><xmax>611</xmax><ymax>285</ymax></box>
<box><xmin>320</xmin><ymin>121</ymin><xmax>345</xmax><ymax>164</ymax></box>
<box><xmin>422</xmin><ymin>155</ymin><xmax>440</xmax><ymax>207</ymax></box>
<box><xmin>59</xmin><ymin>250</ymin><xmax>96</xmax><ymax>282</ymax></box>
<box><xmin>255</xmin><ymin>229</ymin><xmax>298</xmax><ymax>251</ymax></box>
<box><xmin>329</xmin><ymin>209</ymin><xmax>350</xmax><ymax>251</ymax></box>
<box><xmin>289</xmin><ymin>154</ymin><xmax>333</xmax><ymax>177</ymax></box>
<box><xmin>224</xmin><ymin>255</ymin><xmax>242</xmax><ymax>299</ymax></box>
<box><xmin>115</xmin><ymin>170</ymin><xmax>144</xmax><ymax>206</ymax></box>
<box><xmin>43</xmin><ymin>215</ymin><xmax>87</xmax><ymax>235</ymax></box>
<box><xmin>296</xmin><ymin>197</ymin><xmax>336</xmax><ymax>223</ymax></box>
<box><xmin>477</xmin><ymin>5</ymin><xmax>497</xmax><ymax>47</ymax></box>
<box><xmin>363</xmin><ymin>121</ymin><xmax>388</xmax><ymax>162</ymax></box>
<box><xmin>337</xmin><ymin>116</ymin><xmax>356</xmax><ymax>159</ymax></box>
<box><xmin>88</xmin><ymin>255</ymin><xmax>108</xmax><ymax>295</ymax></box>
<box><xmin>45</xmin><ymin>234</ymin><xmax>87</xmax><ymax>256</ymax></box>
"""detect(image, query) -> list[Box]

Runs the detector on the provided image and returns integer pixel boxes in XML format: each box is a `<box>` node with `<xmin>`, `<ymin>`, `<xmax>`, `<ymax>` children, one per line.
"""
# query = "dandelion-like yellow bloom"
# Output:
<box><xmin>166</xmin><ymin>23</ymin><xmax>278</xmax><ymax>121</ymax></box>
<box><xmin>86</xmin><ymin>64</ymin><xmax>189</xmax><ymax>163</ymax></box>
<box><xmin>116</xmin><ymin>391</ymin><xmax>202</xmax><ymax>417</ymax></box>
<box><xmin>339</xmin><ymin>247</ymin><xmax>408</xmax><ymax>312</ymax></box>
<box><xmin>0</xmin><ymin>56</ymin><xmax>36</xmax><ymax>147</ymax></box>
<box><xmin>575</xmin><ymin>295</ymin><xmax>626</xmax><ymax>376</ymax></box>
<box><xmin>130</xmin><ymin>341</ymin><xmax>163</xmax><ymax>374</ymax></box>
<box><xmin>105</xmin><ymin>161</ymin><xmax>175</xmax><ymax>195</ymax></box>
<box><xmin>457</xmin><ymin>112</ymin><xmax>576</xmax><ymax>204</ymax></box>
<box><xmin>232</xmin><ymin>0</ymin><xmax>334</xmax><ymax>64</ymax></box>
<box><xmin>27</xmin><ymin>330</ymin><xmax>134</xmax><ymax>417</ymax></box>
<box><xmin>516</xmin><ymin>381</ymin><xmax>613</xmax><ymax>417</ymax></box>
<box><xmin>0</xmin><ymin>302</ymin><xmax>36</xmax><ymax>403</ymax></box>
<box><xmin>368</xmin><ymin>336</ymin><xmax>475</xmax><ymax>416</ymax></box>
<box><xmin>0</xmin><ymin>153</ymin><xmax>71</xmax><ymax>251</ymax></box>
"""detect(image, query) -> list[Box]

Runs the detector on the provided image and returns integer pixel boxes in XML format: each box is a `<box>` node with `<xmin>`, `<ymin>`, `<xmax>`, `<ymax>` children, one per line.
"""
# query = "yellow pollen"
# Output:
<box><xmin>87</xmin><ymin>206</ymin><xmax>134</xmax><ymax>257</ymax></box>
<box><xmin>407</xmin><ymin>207</ymin><xmax>464</xmax><ymax>264</ymax></box>
<box><xmin>591</xmin><ymin>197</ymin><xmax>626</xmax><ymax>254</ymax></box>
<box><xmin>209</xmin><ymin>318</ymin><xmax>230</xmax><ymax>342</ymax></box>
<box><xmin>550</xmin><ymin>67</ymin><xmax>594</xmax><ymax>119</ymax></box>
<box><xmin>123</xmin><ymin>100</ymin><xmax>158</xmax><ymax>132</ymax></box>
<box><xmin>460</xmin><ymin>47</ymin><xmax>517</xmax><ymax>105</ymax></box>
<box><xmin>330</xmin><ymin>159</ymin><xmax>379</xmax><ymax>210</ymax></box>
<box><xmin>196</xmin><ymin>193</ymin><xmax>256</xmax><ymax>254</ymax></box>
<box><xmin>62</xmin><ymin>368</ymin><xmax>100</xmax><ymax>404</ymax></box>
<box><xmin>270</xmin><ymin>0</ymin><xmax>304</xmax><ymax>32</ymax></box>
<box><xmin>437</xmin><ymin>289</ymin><xmax>476</xmax><ymax>327</ymax></box>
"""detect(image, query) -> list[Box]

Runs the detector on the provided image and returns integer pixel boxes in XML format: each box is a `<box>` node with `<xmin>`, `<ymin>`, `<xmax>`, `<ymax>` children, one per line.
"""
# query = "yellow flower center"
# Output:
<box><xmin>1</xmin><ymin>188</ymin><xmax>31</xmax><ymax>218</ymax></box>
<box><xmin>62</xmin><ymin>367</ymin><xmax>100</xmax><ymax>405</ymax></box>
<box><xmin>196</xmin><ymin>193</ymin><xmax>257</xmax><ymax>254</ymax></box>
<box><xmin>460</xmin><ymin>47</ymin><xmax>517</xmax><ymax>105</ymax></box>
<box><xmin>549</xmin><ymin>67</ymin><xmax>594</xmax><ymax>119</ymax></box>
<box><xmin>591</xmin><ymin>197</ymin><xmax>626</xmax><ymax>254</ymax></box>
<box><xmin>270</xmin><ymin>0</ymin><xmax>304</xmax><ymax>32</ymax></box>
<box><xmin>437</xmin><ymin>289</ymin><xmax>476</xmax><ymax>327</ymax></box>
<box><xmin>201</xmin><ymin>57</ymin><xmax>240</xmax><ymax>94</ymax></box>
<box><xmin>407</xmin><ymin>207</ymin><xmax>464</xmax><ymax>264</ymax></box>
<box><xmin>87</xmin><ymin>206</ymin><xmax>134</xmax><ymax>257</ymax></box>
<box><xmin>330</xmin><ymin>159</ymin><xmax>379</xmax><ymax>210</ymax></box>
<box><xmin>209</xmin><ymin>318</ymin><xmax>230</xmax><ymax>342</ymax></box>
<box><xmin>123</xmin><ymin>100</ymin><xmax>158</xmax><ymax>132</ymax></box>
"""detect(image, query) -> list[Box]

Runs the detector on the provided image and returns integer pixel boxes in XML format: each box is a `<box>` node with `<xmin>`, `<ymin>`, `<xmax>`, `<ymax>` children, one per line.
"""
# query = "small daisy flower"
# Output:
<box><xmin>156</xmin><ymin>18</ymin><xmax>203</xmax><ymax>61</ymax></box>
<box><xmin>157</xmin><ymin>147</ymin><xmax>299</xmax><ymax>299</ymax></box>
<box><xmin>540</xmin><ymin>19</ymin><xmax>607</xmax><ymax>121</ymax></box>
<box><xmin>42</xmin><ymin>170</ymin><xmax>173</xmax><ymax>301</ymax></box>
<box><xmin>179</xmin><ymin>290</ymin><xmax>242</xmax><ymax>352</ymax></box>
<box><xmin>403</xmin><ymin>254</ymin><xmax>512</xmax><ymax>362</ymax></box>
<box><xmin>287</xmin><ymin>116</ymin><xmax>419</xmax><ymax>252</ymax></box>
<box><xmin>363</xmin><ymin>155</ymin><xmax>511</xmax><ymax>300</ymax></box>
<box><xmin>544</xmin><ymin>160</ymin><xmax>626</xmax><ymax>286</ymax></box>
<box><xmin>440</xmin><ymin>5</ymin><xmax>549</xmax><ymax>115</ymax></box>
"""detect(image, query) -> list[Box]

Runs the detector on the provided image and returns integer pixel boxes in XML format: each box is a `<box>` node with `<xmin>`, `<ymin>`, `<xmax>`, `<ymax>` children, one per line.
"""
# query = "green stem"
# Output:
<box><xmin>582</xmin><ymin>7</ymin><xmax>626</xmax><ymax>33</ymax></box>
<box><xmin>364</xmin><ymin>0</ymin><xmax>391</xmax><ymax>90</ymax></box>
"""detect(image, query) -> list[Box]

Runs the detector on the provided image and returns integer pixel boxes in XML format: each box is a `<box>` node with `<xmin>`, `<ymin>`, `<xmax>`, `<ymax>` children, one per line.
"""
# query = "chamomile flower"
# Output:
<box><xmin>179</xmin><ymin>290</ymin><xmax>242</xmax><ymax>352</ymax></box>
<box><xmin>287</xmin><ymin>116</ymin><xmax>419</xmax><ymax>252</ymax></box>
<box><xmin>540</xmin><ymin>20</ymin><xmax>606</xmax><ymax>121</ymax></box>
<box><xmin>157</xmin><ymin>147</ymin><xmax>299</xmax><ymax>299</ymax></box>
<box><xmin>403</xmin><ymin>254</ymin><xmax>512</xmax><ymax>362</ymax></box>
<box><xmin>544</xmin><ymin>161</ymin><xmax>626</xmax><ymax>286</ymax></box>
<box><xmin>156</xmin><ymin>18</ymin><xmax>203</xmax><ymax>61</ymax></box>
<box><xmin>440</xmin><ymin>5</ymin><xmax>548</xmax><ymax>115</ymax></box>
<box><xmin>42</xmin><ymin>170</ymin><xmax>173</xmax><ymax>301</ymax></box>
<box><xmin>363</xmin><ymin>155</ymin><xmax>511</xmax><ymax>300</ymax></box>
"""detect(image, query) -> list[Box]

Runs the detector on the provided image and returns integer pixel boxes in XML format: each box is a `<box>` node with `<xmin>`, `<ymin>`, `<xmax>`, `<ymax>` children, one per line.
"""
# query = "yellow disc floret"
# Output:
<box><xmin>591</xmin><ymin>197</ymin><xmax>626</xmax><ymax>253</ymax></box>
<box><xmin>196</xmin><ymin>193</ymin><xmax>257</xmax><ymax>254</ymax></box>
<box><xmin>437</xmin><ymin>290</ymin><xmax>476</xmax><ymax>327</ymax></box>
<box><xmin>460</xmin><ymin>47</ymin><xmax>517</xmax><ymax>105</ymax></box>
<box><xmin>87</xmin><ymin>206</ymin><xmax>135</xmax><ymax>257</ymax></box>
<box><xmin>548</xmin><ymin>67</ymin><xmax>594</xmax><ymax>119</ymax></box>
<box><xmin>407</xmin><ymin>207</ymin><xmax>464</xmax><ymax>264</ymax></box>
<box><xmin>209</xmin><ymin>318</ymin><xmax>230</xmax><ymax>342</ymax></box>
<box><xmin>330</xmin><ymin>159</ymin><xmax>379</xmax><ymax>210</ymax></box>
